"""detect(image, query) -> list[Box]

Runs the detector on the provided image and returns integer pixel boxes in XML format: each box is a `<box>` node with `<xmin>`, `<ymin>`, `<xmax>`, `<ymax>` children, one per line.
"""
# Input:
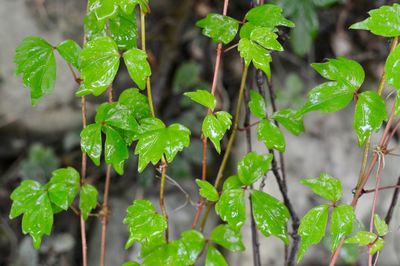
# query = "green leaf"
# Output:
<box><xmin>196</xmin><ymin>179</ymin><xmax>219</xmax><ymax>202</ymax></box>
<box><xmin>250</xmin><ymin>27</ymin><xmax>283</xmax><ymax>51</ymax></box>
<box><xmin>222</xmin><ymin>175</ymin><xmax>243</xmax><ymax>191</ymax></box>
<box><xmin>298</xmin><ymin>204</ymin><xmax>329</xmax><ymax>262</ymax></box>
<box><xmin>79</xmin><ymin>184</ymin><xmax>98</xmax><ymax>220</ymax></box>
<box><xmin>353</xmin><ymin>91</ymin><xmax>387</xmax><ymax>146</ymax></box>
<box><xmin>205</xmin><ymin>245</ymin><xmax>228</xmax><ymax>266</ymax></box>
<box><xmin>210</xmin><ymin>224</ymin><xmax>245</xmax><ymax>252</ymax></box>
<box><xmin>84</xmin><ymin>12</ymin><xmax>106</xmax><ymax>41</ymax></box>
<box><xmin>80</xmin><ymin>36</ymin><xmax>120</xmax><ymax>96</ymax></box>
<box><xmin>14</xmin><ymin>37</ymin><xmax>56</xmax><ymax>105</ymax></box>
<box><xmin>202</xmin><ymin>112</ymin><xmax>232</xmax><ymax>153</ymax></box>
<box><xmin>10</xmin><ymin>180</ymin><xmax>53</xmax><ymax>249</ymax></box>
<box><xmin>374</xmin><ymin>214</ymin><xmax>388</xmax><ymax>236</ymax></box>
<box><xmin>104</xmin><ymin>126</ymin><xmax>129</xmax><ymax>175</ymax></box>
<box><xmin>251</xmin><ymin>190</ymin><xmax>290</xmax><ymax>244</ymax></box>
<box><xmin>118</xmin><ymin>88</ymin><xmax>152</xmax><ymax>121</ymax></box>
<box><xmin>237</xmin><ymin>152</ymin><xmax>273</xmax><ymax>185</ymax></box>
<box><xmin>385</xmin><ymin>44</ymin><xmax>400</xmax><ymax>90</ymax></box>
<box><xmin>300</xmin><ymin>173</ymin><xmax>342</xmax><ymax>202</ymax></box>
<box><xmin>48</xmin><ymin>167</ymin><xmax>80</xmax><ymax>210</ymax></box>
<box><xmin>215</xmin><ymin>189</ymin><xmax>246</xmax><ymax>231</ymax></box>
<box><xmin>88</xmin><ymin>0</ymin><xmax>118</xmax><ymax>26</ymax></box>
<box><xmin>370</xmin><ymin>238</ymin><xmax>384</xmax><ymax>255</ymax></box>
<box><xmin>135</xmin><ymin>118</ymin><xmax>190</xmax><ymax>172</ymax></box>
<box><xmin>179</xmin><ymin>230</ymin><xmax>205</xmax><ymax>264</ymax></box>
<box><xmin>272</xmin><ymin>109</ymin><xmax>304</xmax><ymax>135</ymax></box>
<box><xmin>123</xmin><ymin>200</ymin><xmax>167</xmax><ymax>248</ymax></box>
<box><xmin>104</xmin><ymin>103</ymin><xmax>139</xmax><ymax>133</ymax></box>
<box><xmin>118</xmin><ymin>0</ymin><xmax>150</xmax><ymax>14</ymax></box>
<box><xmin>257</xmin><ymin>119</ymin><xmax>286</xmax><ymax>152</ymax></box>
<box><xmin>184</xmin><ymin>90</ymin><xmax>216</xmax><ymax>110</ymax></box>
<box><xmin>57</xmin><ymin>39</ymin><xmax>81</xmax><ymax>68</ymax></box>
<box><xmin>306</xmin><ymin>82</ymin><xmax>354</xmax><ymax>113</ymax></box>
<box><xmin>10</xmin><ymin>180</ymin><xmax>44</xmax><ymax>219</ymax></box>
<box><xmin>345</xmin><ymin>231</ymin><xmax>377</xmax><ymax>245</ymax></box>
<box><xmin>245</xmin><ymin>4</ymin><xmax>294</xmax><ymax>28</ymax></box>
<box><xmin>80</xmin><ymin>123</ymin><xmax>102</xmax><ymax>166</ymax></box>
<box><xmin>350</xmin><ymin>4</ymin><xmax>400</xmax><ymax>37</ymax></box>
<box><xmin>123</xmin><ymin>48</ymin><xmax>152</xmax><ymax>90</ymax></box>
<box><xmin>239</xmin><ymin>22</ymin><xmax>257</xmax><ymax>39</ymax></box>
<box><xmin>196</xmin><ymin>13</ymin><xmax>239</xmax><ymax>44</ymax></box>
<box><xmin>238</xmin><ymin>38</ymin><xmax>272</xmax><ymax>78</ymax></box>
<box><xmin>249</xmin><ymin>90</ymin><xmax>266</xmax><ymax>118</ymax></box>
<box><xmin>122</xmin><ymin>262</ymin><xmax>140</xmax><ymax>266</ymax></box>
<box><xmin>311</xmin><ymin>57</ymin><xmax>365</xmax><ymax>88</ymax></box>
<box><xmin>109</xmin><ymin>11</ymin><xmax>138</xmax><ymax>50</ymax></box>
<box><xmin>330</xmin><ymin>204</ymin><xmax>355</xmax><ymax>251</ymax></box>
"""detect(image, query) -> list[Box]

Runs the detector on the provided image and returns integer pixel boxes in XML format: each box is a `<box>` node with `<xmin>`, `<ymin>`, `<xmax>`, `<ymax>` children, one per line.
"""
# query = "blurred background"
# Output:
<box><xmin>1</xmin><ymin>0</ymin><xmax>400</xmax><ymax>265</ymax></box>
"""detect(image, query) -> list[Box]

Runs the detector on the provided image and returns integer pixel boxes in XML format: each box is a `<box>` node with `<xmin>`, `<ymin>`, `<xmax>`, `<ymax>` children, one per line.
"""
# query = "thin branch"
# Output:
<box><xmin>237</xmin><ymin>120</ymin><xmax>260</xmax><ymax>131</ymax></box>
<box><xmin>244</xmin><ymin>81</ymin><xmax>262</xmax><ymax>266</ymax></box>
<box><xmin>385</xmin><ymin>176</ymin><xmax>400</xmax><ymax>225</ymax></box>
<box><xmin>159</xmin><ymin>161</ymin><xmax>169</xmax><ymax>241</ymax></box>
<box><xmin>100</xmin><ymin>87</ymin><xmax>113</xmax><ymax>266</ymax></box>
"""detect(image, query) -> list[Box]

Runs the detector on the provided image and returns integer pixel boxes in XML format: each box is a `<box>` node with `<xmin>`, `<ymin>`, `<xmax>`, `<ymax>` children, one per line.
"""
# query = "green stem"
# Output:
<box><xmin>140</xmin><ymin>9</ymin><xmax>156</xmax><ymax>117</ymax></box>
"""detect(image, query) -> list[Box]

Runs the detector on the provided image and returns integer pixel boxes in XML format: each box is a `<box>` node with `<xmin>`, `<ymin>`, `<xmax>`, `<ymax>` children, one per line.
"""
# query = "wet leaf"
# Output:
<box><xmin>215</xmin><ymin>189</ymin><xmax>246</xmax><ymax>231</ymax></box>
<box><xmin>298</xmin><ymin>204</ymin><xmax>329</xmax><ymax>262</ymax></box>
<box><xmin>79</xmin><ymin>184</ymin><xmax>98</xmax><ymax>220</ymax></box>
<box><xmin>123</xmin><ymin>47</ymin><xmax>151</xmax><ymax>90</ymax></box>
<box><xmin>205</xmin><ymin>245</ymin><xmax>228</xmax><ymax>266</ymax></box>
<box><xmin>237</xmin><ymin>152</ymin><xmax>272</xmax><ymax>185</ymax></box>
<box><xmin>345</xmin><ymin>231</ymin><xmax>377</xmax><ymax>246</ymax></box>
<box><xmin>251</xmin><ymin>190</ymin><xmax>290</xmax><ymax>244</ymax></box>
<box><xmin>210</xmin><ymin>224</ymin><xmax>245</xmax><ymax>252</ymax></box>
<box><xmin>123</xmin><ymin>200</ymin><xmax>167</xmax><ymax>248</ymax></box>
<box><xmin>330</xmin><ymin>204</ymin><xmax>355</xmax><ymax>251</ymax></box>
<box><xmin>184</xmin><ymin>89</ymin><xmax>216</xmax><ymax>110</ymax></box>
<box><xmin>110</xmin><ymin>11</ymin><xmax>138</xmax><ymax>50</ymax></box>
<box><xmin>196</xmin><ymin>179</ymin><xmax>219</xmax><ymax>202</ymax></box>
<box><xmin>196</xmin><ymin>13</ymin><xmax>239</xmax><ymax>44</ymax></box>
<box><xmin>14</xmin><ymin>37</ymin><xmax>56</xmax><ymax>105</ymax></box>
<box><xmin>272</xmin><ymin>109</ymin><xmax>304</xmax><ymax>135</ymax></box>
<box><xmin>47</xmin><ymin>167</ymin><xmax>80</xmax><ymax>210</ymax></box>
<box><xmin>238</xmin><ymin>38</ymin><xmax>272</xmax><ymax>78</ymax></box>
<box><xmin>202</xmin><ymin>112</ymin><xmax>232</xmax><ymax>153</ymax></box>
<box><xmin>80</xmin><ymin>123</ymin><xmax>102</xmax><ymax>166</ymax></box>
<box><xmin>257</xmin><ymin>119</ymin><xmax>285</xmax><ymax>152</ymax></box>
<box><xmin>353</xmin><ymin>91</ymin><xmax>387</xmax><ymax>146</ymax></box>
<box><xmin>57</xmin><ymin>39</ymin><xmax>81</xmax><ymax>68</ymax></box>
<box><xmin>249</xmin><ymin>90</ymin><xmax>266</xmax><ymax>118</ymax></box>
<box><xmin>80</xmin><ymin>36</ymin><xmax>120</xmax><ymax>96</ymax></box>
<box><xmin>301</xmin><ymin>173</ymin><xmax>342</xmax><ymax>202</ymax></box>
<box><xmin>374</xmin><ymin>214</ymin><xmax>388</xmax><ymax>236</ymax></box>
<box><xmin>250</xmin><ymin>26</ymin><xmax>283</xmax><ymax>51</ymax></box>
<box><xmin>245</xmin><ymin>4</ymin><xmax>294</xmax><ymax>28</ymax></box>
<box><xmin>104</xmin><ymin>125</ymin><xmax>129</xmax><ymax>175</ymax></box>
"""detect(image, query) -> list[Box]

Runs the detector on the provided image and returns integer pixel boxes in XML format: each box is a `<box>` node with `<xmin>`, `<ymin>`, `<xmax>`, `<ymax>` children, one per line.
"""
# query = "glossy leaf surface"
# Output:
<box><xmin>257</xmin><ymin>119</ymin><xmax>286</xmax><ymax>152</ymax></box>
<box><xmin>353</xmin><ymin>91</ymin><xmax>387</xmax><ymax>146</ymax></box>
<box><xmin>350</xmin><ymin>4</ymin><xmax>400</xmax><ymax>37</ymax></box>
<box><xmin>237</xmin><ymin>152</ymin><xmax>272</xmax><ymax>185</ymax></box>
<box><xmin>251</xmin><ymin>190</ymin><xmax>290</xmax><ymax>244</ymax></box>
<box><xmin>250</xmin><ymin>27</ymin><xmax>283</xmax><ymax>51</ymax></box>
<box><xmin>245</xmin><ymin>4</ymin><xmax>295</xmax><ymax>28</ymax></box>
<box><xmin>80</xmin><ymin>123</ymin><xmax>102</xmax><ymax>166</ymax></box>
<box><xmin>47</xmin><ymin>167</ymin><xmax>80</xmax><ymax>210</ymax></box>
<box><xmin>238</xmin><ymin>38</ymin><xmax>272</xmax><ymax>78</ymax></box>
<box><xmin>123</xmin><ymin>48</ymin><xmax>151</xmax><ymax>90</ymax></box>
<box><xmin>249</xmin><ymin>90</ymin><xmax>266</xmax><ymax>118</ymax></box>
<box><xmin>298</xmin><ymin>204</ymin><xmax>329</xmax><ymax>262</ymax></box>
<box><xmin>301</xmin><ymin>173</ymin><xmax>342</xmax><ymax>202</ymax></box>
<box><xmin>272</xmin><ymin>109</ymin><xmax>304</xmax><ymax>135</ymax></box>
<box><xmin>205</xmin><ymin>245</ymin><xmax>228</xmax><ymax>266</ymax></box>
<box><xmin>57</xmin><ymin>39</ymin><xmax>81</xmax><ymax>68</ymax></box>
<box><xmin>196</xmin><ymin>13</ymin><xmax>239</xmax><ymax>44</ymax></box>
<box><xmin>196</xmin><ymin>179</ymin><xmax>219</xmax><ymax>202</ymax></box>
<box><xmin>110</xmin><ymin>11</ymin><xmax>138</xmax><ymax>50</ymax></box>
<box><xmin>385</xmin><ymin>45</ymin><xmax>400</xmax><ymax>91</ymax></box>
<box><xmin>184</xmin><ymin>89</ymin><xmax>216</xmax><ymax>110</ymax></box>
<box><xmin>215</xmin><ymin>189</ymin><xmax>246</xmax><ymax>231</ymax></box>
<box><xmin>330</xmin><ymin>204</ymin><xmax>355</xmax><ymax>251</ymax></box>
<box><xmin>79</xmin><ymin>184</ymin><xmax>98</xmax><ymax>220</ymax></box>
<box><xmin>14</xmin><ymin>37</ymin><xmax>56</xmax><ymax>105</ymax></box>
<box><xmin>210</xmin><ymin>224</ymin><xmax>245</xmax><ymax>252</ymax></box>
<box><xmin>345</xmin><ymin>231</ymin><xmax>377</xmax><ymax>245</ymax></box>
<box><xmin>104</xmin><ymin>125</ymin><xmax>129</xmax><ymax>175</ymax></box>
<box><xmin>123</xmin><ymin>200</ymin><xmax>167</xmax><ymax>248</ymax></box>
<box><xmin>202</xmin><ymin>112</ymin><xmax>232</xmax><ymax>153</ymax></box>
<box><xmin>374</xmin><ymin>214</ymin><xmax>388</xmax><ymax>236</ymax></box>
<box><xmin>80</xmin><ymin>36</ymin><xmax>120</xmax><ymax>95</ymax></box>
